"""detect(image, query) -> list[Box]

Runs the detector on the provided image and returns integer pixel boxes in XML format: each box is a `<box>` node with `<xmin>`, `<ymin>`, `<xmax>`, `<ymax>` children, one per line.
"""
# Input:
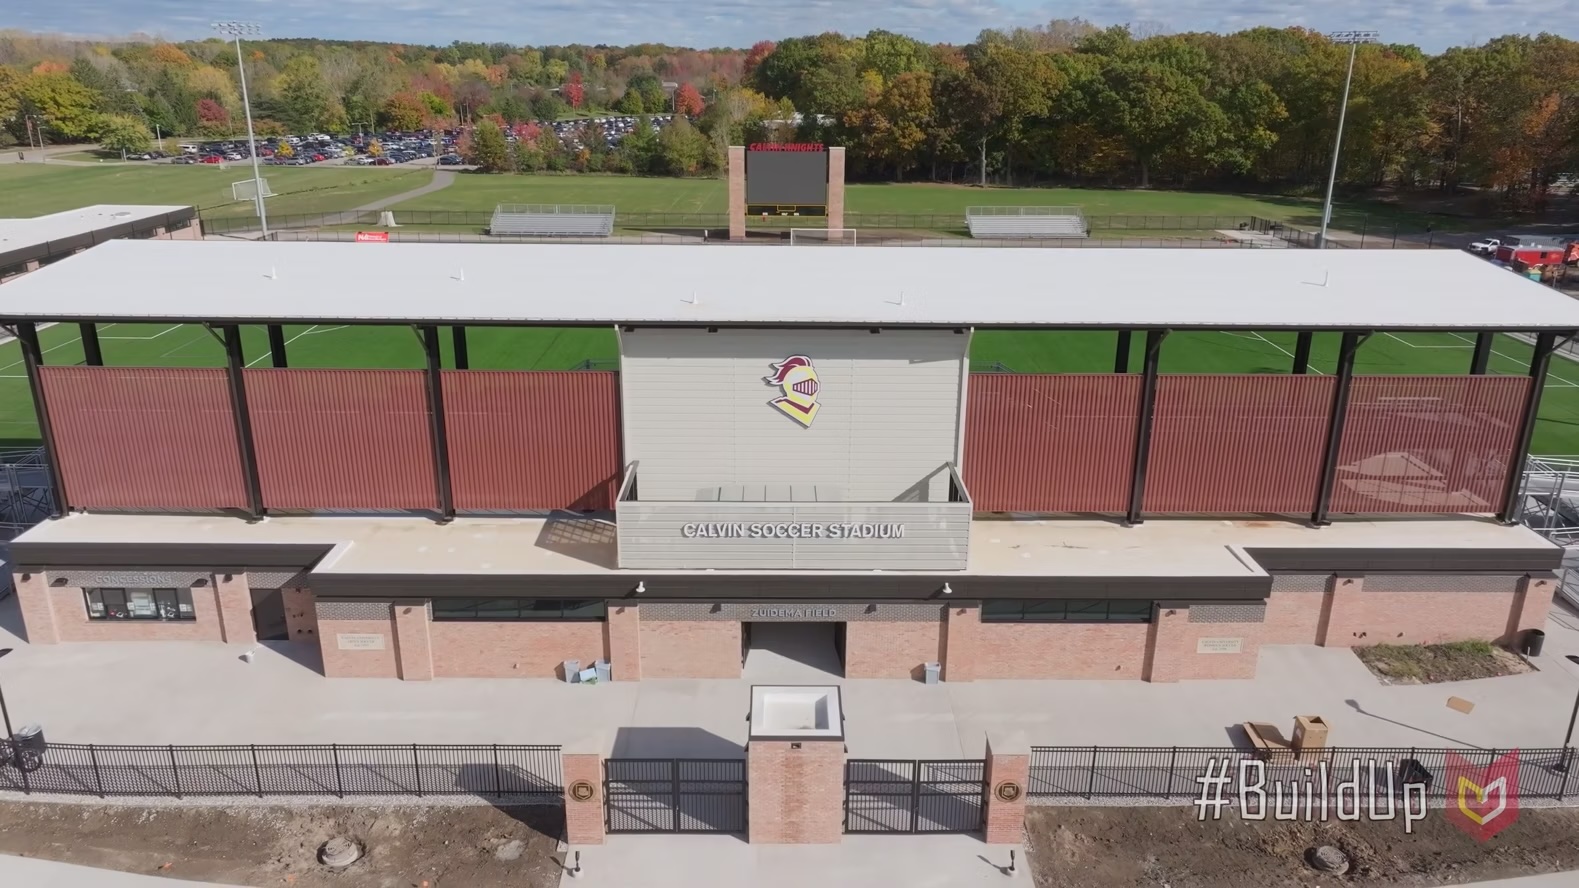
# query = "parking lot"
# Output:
<box><xmin>123</xmin><ymin>115</ymin><xmax>679</xmax><ymax>170</ymax></box>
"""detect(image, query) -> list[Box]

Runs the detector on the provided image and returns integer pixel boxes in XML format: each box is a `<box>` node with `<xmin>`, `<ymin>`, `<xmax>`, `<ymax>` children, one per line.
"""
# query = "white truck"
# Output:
<box><xmin>1467</xmin><ymin>237</ymin><xmax>1502</xmax><ymax>255</ymax></box>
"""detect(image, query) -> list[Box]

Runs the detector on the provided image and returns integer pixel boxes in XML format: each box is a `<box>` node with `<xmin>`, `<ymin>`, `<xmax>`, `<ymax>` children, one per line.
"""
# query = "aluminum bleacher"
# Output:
<box><xmin>489</xmin><ymin>204</ymin><xmax>615</xmax><ymax>237</ymax></box>
<box><xmin>965</xmin><ymin>206</ymin><xmax>1087</xmax><ymax>239</ymax></box>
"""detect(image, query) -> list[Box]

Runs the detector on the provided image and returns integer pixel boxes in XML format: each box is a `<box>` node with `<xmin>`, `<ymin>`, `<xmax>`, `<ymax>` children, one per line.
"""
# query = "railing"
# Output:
<box><xmin>0</xmin><ymin>742</ymin><xmax>563</xmax><ymax>801</ymax></box>
<box><xmin>1027</xmin><ymin>745</ymin><xmax>1574</xmax><ymax>802</ymax></box>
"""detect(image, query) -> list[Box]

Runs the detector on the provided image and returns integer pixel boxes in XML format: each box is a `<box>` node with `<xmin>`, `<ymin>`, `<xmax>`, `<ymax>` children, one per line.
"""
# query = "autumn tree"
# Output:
<box><xmin>674</xmin><ymin>82</ymin><xmax>704</xmax><ymax>117</ymax></box>
<box><xmin>275</xmin><ymin>56</ymin><xmax>331</xmax><ymax>131</ymax></box>
<box><xmin>97</xmin><ymin>113</ymin><xmax>152</xmax><ymax>154</ymax></box>
<box><xmin>17</xmin><ymin>72</ymin><xmax>103</xmax><ymax>140</ymax></box>
<box><xmin>563</xmin><ymin>71</ymin><xmax>585</xmax><ymax>109</ymax></box>
<box><xmin>379</xmin><ymin>93</ymin><xmax>426</xmax><ymax>131</ymax></box>
<box><xmin>464</xmin><ymin>119</ymin><xmax>511</xmax><ymax>171</ymax></box>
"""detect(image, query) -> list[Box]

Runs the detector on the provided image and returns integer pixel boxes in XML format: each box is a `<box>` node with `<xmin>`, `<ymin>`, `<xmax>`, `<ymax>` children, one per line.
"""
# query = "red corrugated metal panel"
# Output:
<box><xmin>964</xmin><ymin>374</ymin><xmax>1140</xmax><ymax>513</ymax></box>
<box><xmin>1331</xmin><ymin>375</ymin><xmax>1530</xmax><ymax>514</ymax></box>
<box><xmin>40</xmin><ymin>366</ymin><xmax>247</xmax><ymax>510</ymax></box>
<box><xmin>442</xmin><ymin>371</ymin><xmax>620</xmax><ymax>510</ymax></box>
<box><xmin>245</xmin><ymin>369</ymin><xmax>437</xmax><ymax>510</ymax></box>
<box><xmin>1144</xmin><ymin>375</ymin><xmax>1336</xmax><ymax>514</ymax></box>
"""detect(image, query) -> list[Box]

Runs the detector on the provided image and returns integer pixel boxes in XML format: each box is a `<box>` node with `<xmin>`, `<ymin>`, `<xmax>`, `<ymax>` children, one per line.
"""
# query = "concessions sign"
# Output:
<box><xmin>354</xmin><ymin>231</ymin><xmax>390</xmax><ymax>243</ymax></box>
<box><xmin>748</xmin><ymin>143</ymin><xmax>824</xmax><ymax>152</ymax></box>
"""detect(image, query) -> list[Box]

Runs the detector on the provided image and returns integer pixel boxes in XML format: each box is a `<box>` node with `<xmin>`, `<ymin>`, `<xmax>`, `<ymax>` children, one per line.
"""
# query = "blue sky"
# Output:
<box><xmin>7</xmin><ymin>0</ymin><xmax>1577</xmax><ymax>53</ymax></box>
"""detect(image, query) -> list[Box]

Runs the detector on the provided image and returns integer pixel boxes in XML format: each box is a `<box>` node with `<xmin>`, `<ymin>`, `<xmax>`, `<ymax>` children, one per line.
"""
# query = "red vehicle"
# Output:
<box><xmin>200</xmin><ymin>155</ymin><xmax>222</xmax><ymax>164</ymax></box>
<box><xmin>1494</xmin><ymin>241</ymin><xmax>1565</xmax><ymax>265</ymax></box>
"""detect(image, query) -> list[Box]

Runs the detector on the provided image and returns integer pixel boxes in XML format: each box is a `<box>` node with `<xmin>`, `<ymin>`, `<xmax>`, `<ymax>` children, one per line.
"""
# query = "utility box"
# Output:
<box><xmin>1292</xmin><ymin>715</ymin><xmax>1330</xmax><ymax>753</ymax></box>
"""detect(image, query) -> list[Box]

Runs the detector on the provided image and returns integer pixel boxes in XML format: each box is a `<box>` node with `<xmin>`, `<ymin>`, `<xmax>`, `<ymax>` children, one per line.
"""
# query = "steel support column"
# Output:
<box><xmin>452</xmin><ymin>326</ymin><xmax>469</xmax><ymax>370</ymax></box>
<box><xmin>1113</xmin><ymin>330</ymin><xmax>1132</xmax><ymax>374</ymax></box>
<box><xmin>420</xmin><ymin>325</ymin><xmax>456</xmax><ymax>520</ymax></box>
<box><xmin>16</xmin><ymin>323</ymin><xmax>68</xmax><ymax>518</ymax></box>
<box><xmin>1470</xmin><ymin>332</ymin><xmax>1493</xmax><ymax>375</ymax></box>
<box><xmin>1292</xmin><ymin>331</ymin><xmax>1313</xmax><ymax>375</ymax></box>
<box><xmin>222</xmin><ymin>325</ymin><xmax>265</xmax><ymax>519</ymax></box>
<box><xmin>1311</xmin><ymin>331</ymin><xmax>1368</xmax><ymax>526</ymax></box>
<box><xmin>267</xmin><ymin>325</ymin><xmax>288</xmax><ymax>368</ymax></box>
<box><xmin>78</xmin><ymin>323</ymin><xmax>103</xmax><ymax>366</ymax></box>
<box><xmin>1124</xmin><ymin>329</ymin><xmax>1167</xmax><ymax>526</ymax></box>
<box><xmin>1498</xmin><ymin>331</ymin><xmax>1562</xmax><ymax>524</ymax></box>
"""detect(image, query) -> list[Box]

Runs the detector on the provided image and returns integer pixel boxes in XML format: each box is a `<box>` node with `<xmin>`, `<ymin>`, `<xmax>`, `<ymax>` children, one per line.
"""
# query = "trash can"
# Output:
<box><xmin>595</xmin><ymin>659</ymin><xmax>612</xmax><ymax>683</ymax></box>
<box><xmin>11</xmin><ymin>724</ymin><xmax>45</xmax><ymax>773</ymax></box>
<box><xmin>923</xmin><ymin>662</ymin><xmax>941</xmax><ymax>685</ymax></box>
<box><xmin>1396</xmin><ymin>758</ymin><xmax>1433</xmax><ymax>795</ymax></box>
<box><xmin>562</xmin><ymin>660</ymin><xmax>580</xmax><ymax>683</ymax></box>
<box><xmin>1525</xmin><ymin>629</ymin><xmax>1547</xmax><ymax>657</ymax></box>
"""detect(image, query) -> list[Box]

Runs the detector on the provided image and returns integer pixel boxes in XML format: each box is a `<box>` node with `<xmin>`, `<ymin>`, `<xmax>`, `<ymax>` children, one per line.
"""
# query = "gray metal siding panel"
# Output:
<box><xmin>1245</xmin><ymin>547</ymin><xmax>1562</xmax><ymax>573</ymax></box>
<box><xmin>10</xmin><ymin>542</ymin><xmax>332</xmax><ymax>570</ymax></box>
<box><xmin>620</xmin><ymin>329</ymin><xmax>966</xmax><ymax>502</ymax></box>
<box><xmin>616</xmin><ymin>501</ymin><xmax>971</xmax><ymax>570</ymax></box>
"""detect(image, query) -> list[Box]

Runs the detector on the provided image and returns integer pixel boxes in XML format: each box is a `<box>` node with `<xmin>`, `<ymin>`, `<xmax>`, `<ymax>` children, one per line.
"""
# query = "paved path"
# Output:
<box><xmin>0</xmin><ymin>855</ymin><xmax>247</xmax><ymax>887</ymax></box>
<box><xmin>352</xmin><ymin>169</ymin><xmax>454</xmax><ymax>212</ymax></box>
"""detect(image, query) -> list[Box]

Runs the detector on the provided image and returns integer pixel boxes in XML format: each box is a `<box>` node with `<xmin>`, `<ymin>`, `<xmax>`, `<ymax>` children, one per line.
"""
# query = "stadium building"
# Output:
<box><xmin>0</xmin><ymin>205</ymin><xmax>199</xmax><ymax>283</ymax></box>
<box><xmin>0</xmin><ymin>240</ymin><xmax>1573</xmax><ymax>684</ymax></box>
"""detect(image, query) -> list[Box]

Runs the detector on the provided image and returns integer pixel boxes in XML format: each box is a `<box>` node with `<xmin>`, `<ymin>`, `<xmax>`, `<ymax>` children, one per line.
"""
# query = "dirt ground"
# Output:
<box><xmin>1026</xmin><ymin>805</ymin><xmax>1579</xmax><ymax>888</ymax></box>
<box><xmin>1353</xmin><ymin>642</ymin><xmax>1533</xmax><ymax>685</ymax></box>
<box><xmin>0</xmin><ymin>800</ymin><xmax>565</xmax><ymax>887</ymax></box>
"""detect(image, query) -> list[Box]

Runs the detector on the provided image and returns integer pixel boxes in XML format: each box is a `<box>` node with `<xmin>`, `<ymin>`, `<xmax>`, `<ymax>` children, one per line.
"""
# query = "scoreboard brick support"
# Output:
<box><xmin>827</xmin><ymin>147</ymin><xmax>846</xmax><ymax>231</ymax></box>
<box><xmin>728</xmin><ymin>145</ymin><xmax>746</xmax><ymax>241</ymax></box>
<box><xmin>728</xmin><ymin>144</ymin><xmax>847</xmax><ymax>241</ymax></box>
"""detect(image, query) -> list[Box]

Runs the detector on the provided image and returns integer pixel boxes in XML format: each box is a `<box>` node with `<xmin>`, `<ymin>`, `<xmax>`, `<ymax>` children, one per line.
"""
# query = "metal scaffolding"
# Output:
<box><xmin>0</xmin><ymin>447</ymin><xmax>55</xmax><ymax>541</ymax></box>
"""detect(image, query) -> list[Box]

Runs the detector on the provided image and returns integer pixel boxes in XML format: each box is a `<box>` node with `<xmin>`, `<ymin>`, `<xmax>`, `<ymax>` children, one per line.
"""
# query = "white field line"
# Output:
<box><xmin>1218</xmin><ymin>331</ymin><xmax>1326</xmax><ymax>375</ymax></box>
<box><xmin>242</xmin><ymin>324</ymin><xmax>351</xmax><ymax>368</ymax></box>
<box><xmin>99</xmin><ymin>324</ymin><xmax>183</xmax><ymax>341</ymax></box>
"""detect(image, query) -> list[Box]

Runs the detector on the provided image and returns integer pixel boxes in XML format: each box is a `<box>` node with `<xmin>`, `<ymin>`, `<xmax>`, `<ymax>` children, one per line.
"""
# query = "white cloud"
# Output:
<box><xmin>8</xmin><ymin>0</ymin><xmax>1578</xmax><ymax>52</ymax></box>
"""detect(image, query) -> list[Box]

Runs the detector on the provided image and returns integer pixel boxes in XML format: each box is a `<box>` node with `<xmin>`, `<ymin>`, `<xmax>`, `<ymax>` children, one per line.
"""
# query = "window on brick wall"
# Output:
<box><xmin>85</xmin><ymin>588</ymin><xmax>195</xmax><ymax>621</ymax></box>
<box><xmin>980</xmin><ymin>599</ymin><xmax>1153</xmax><ymax>623</ymax></box>
<box><xmin>431</xmin><ymin>598</ymin><xmax>607</xmax><ymax>621</ymax></box>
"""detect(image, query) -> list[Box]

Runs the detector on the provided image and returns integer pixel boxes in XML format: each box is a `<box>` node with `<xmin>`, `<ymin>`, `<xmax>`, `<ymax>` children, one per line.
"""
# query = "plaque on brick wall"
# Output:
<box><xmin>337</xmin><ymin>633</ymin><xmax>386</xmax><ymax>651</ymax></box>
<box><xmin>1196</xmin><ymin>637</ymin><xmax>1243</xmax><ymax>655</ymax></box>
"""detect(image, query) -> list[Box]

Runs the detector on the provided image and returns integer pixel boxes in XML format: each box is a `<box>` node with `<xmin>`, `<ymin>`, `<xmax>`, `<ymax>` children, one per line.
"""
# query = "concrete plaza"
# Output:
<box><xmin>4</xmin><ymin>591</ymin><xmax>1579</xmax><ymax>757</ymax></box>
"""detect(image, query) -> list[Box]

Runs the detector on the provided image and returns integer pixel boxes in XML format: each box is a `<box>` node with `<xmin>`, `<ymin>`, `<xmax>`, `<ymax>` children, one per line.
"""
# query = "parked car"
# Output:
<box><xmin>1467</xmin><ymin>238</ymin><xmax>1502</xmax><ymax>255</ymax></box>
<box><xmin>372</xmin><ymin>157</ymin><xmax>392</xmax><ymax>166</ymax></box>
<box><xmin>171</xmin><ymin>155</ymin><xmax>197</xmax><ymax>164</ymax></box>
<box><xmin>438</xmin><ymin>154</ymin><xmax>463</xmax><ymax>165</ymax></box>
<box><xmin>200</xmin><ymin>155</ymin><xmax>223</xmax><ymax>164</ymax></box>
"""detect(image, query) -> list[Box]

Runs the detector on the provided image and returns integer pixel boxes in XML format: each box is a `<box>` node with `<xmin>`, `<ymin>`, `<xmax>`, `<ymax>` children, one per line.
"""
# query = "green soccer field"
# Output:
<box><xmin>1</xmin><ymin>323</ymin><xmax>1574</xmax><ymax>454</ymax></box>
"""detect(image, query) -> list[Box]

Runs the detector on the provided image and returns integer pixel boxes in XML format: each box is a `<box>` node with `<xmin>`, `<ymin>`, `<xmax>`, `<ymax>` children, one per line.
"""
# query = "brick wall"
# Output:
<box><xmin>318</xmin><ymin>610</ymin><xmax>398</xmax><ymax>678</ymax></box>
<box><xmin>604</xmin><ymin>604</ymin><xmax>642</xmax><ymax>681</ymax></box>
<box><xmin>213</xmin><ymin>574</ymin><xmax>255</xmax><ymax>645</ymax></box>
<box><xmin>429</xmin><ymin>619</ymin><xmax>606</xmax><ymax>679</ymax></box>
<box><xmin>977</xmin><ymin>620</ymin><xmax>1151</xmax><ymax>679</ymax></box>
<box><xmin>1513</xmin><ymin>576</ymin><xmax>1555</xmax><ymax>637</ymax></box>
<box><xmin>1162</xmin><ymin>616</ymin><xmax>1263</xmax><ymax>680</ymax></box>
<box><xmin>12</xmin><ymin>572</ymin><xmax>58</xmax><ymax>644</ymax></box>
<box><xmin>392</xmin><ymin>600</ymin><xmax>433</xmax><ymax>681</ymax></box>
<box><xmin>50</xmin><ymin>583</ymin><xmax>224</xmax><ymax>643</ymax></box>
<box><xmin>562</xmin><ymin>753</ymin><xmax>605</xmax><ymax>845</ymax></box>
<box><xmin>1324</xmin><ymin>575</ymin><xmax>1524</xmax><ymax>647</ymax></box>
<box><xmin>282</xmin><ymin>586</ymin><xmax>319</xmax><ymax>644</ymax></box>
<box><xmin>844</xmin><ymin>619</ymin><xmax>943</xmax><ymax>680</ymax></box>
<box><xmin>1262</xmin><ymin>575</ymin><xmax>1330</xmax><ymax>645</ymax></box>
<box><xmin>640</xmin><ymin>620</ymin><xmax>742</xmax><ymax>679</ymax></box>
<box><xmin>982</xmin><ymin>736</ymin><xmax>1029</xmax><ymax>845</ymax></box>
<box><xmin>748</xmin><ymin>739</ymin><xmax>844</xmax><ymax>844</ymax></box>
<box><xmin>942</xmin><ymin>604</ymin><xmax>979</xmax><ymax>681</ymax></box>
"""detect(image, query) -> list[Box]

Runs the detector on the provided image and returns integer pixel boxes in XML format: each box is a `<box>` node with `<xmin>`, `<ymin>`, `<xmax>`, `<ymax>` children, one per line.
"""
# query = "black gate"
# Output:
<box><xmin>604</xmin><ymin>758</ymin><xmax>747</xmax><ymax>833</ymax></box>
<box><xmin>844</xmin><ymin>759</ymin><xmax>985</xmax><ymax>833</ymax></box>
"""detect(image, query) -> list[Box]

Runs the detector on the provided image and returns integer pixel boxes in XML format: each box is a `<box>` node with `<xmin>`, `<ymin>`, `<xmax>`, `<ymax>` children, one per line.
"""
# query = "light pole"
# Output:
<box><xmin>1559</xmin><ymin>654</ymin><xmax>1579</xmax><ymax>772</ymax></box>
<box><xmin>1318</xmin><ymin>30</ymin><xmax>1380</xmax><ymax>249</ymax></box>
<box><xmin>0</xmin><ymin>648</ymin><xmax>14</xmax><ymax>745</ymax></box>
<box><xmin>212</xmin><ymin>21</ymin><xmax>269</xmax><ymax>239</ymax></box>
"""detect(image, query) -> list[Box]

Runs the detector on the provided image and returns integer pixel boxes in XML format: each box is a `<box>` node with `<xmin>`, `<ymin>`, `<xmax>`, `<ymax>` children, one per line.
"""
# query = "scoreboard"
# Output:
<box><xmin>745</xmin><ymin>143</ymin><xmax>828</xmax><ymax>215</ymax></box>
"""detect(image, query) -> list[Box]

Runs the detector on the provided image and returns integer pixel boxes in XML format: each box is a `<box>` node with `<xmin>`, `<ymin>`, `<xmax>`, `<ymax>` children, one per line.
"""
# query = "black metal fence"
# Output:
<box><xmin>1028</xmin><ymin>745</ymin><xmax>1574</xmax><ymax>802</ymax></box>
<box><xmin>0</xmin><ymin>742</ymin><xmax>563</xmax><ymax>802</ymax></box>
<box><xmin>604</xmin><ymin>758</ymin><xmax>747</xmax><ymax>833</ymax></box>
<box><xmin>844</xmin><ymin>759</ymin><xmax>986</xmax><ymax>834</ymax></box>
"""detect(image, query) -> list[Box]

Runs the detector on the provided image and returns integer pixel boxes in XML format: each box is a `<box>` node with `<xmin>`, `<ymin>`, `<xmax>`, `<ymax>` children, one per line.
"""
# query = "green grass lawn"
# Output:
<box><xmin>2</xmin><ymin>323</ymin><xmax>1574</xmax><ymax>454</ymax></box>
<box><xmin>0</xmin><ymin>163</ymin><xmax>432</xmax><ymax>219</ymax></box>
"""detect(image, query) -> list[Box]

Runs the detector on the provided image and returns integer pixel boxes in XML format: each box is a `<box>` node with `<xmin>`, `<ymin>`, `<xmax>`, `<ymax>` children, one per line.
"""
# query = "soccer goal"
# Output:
<box><xmin>232</xmin><ymin>178</ymin><xmax>277</xmax><ymax>202</ymax></box>
<box><xmin>790</xmin><ymin>228</ymin><xmax>858</xmax><ymax>246</ymax></box>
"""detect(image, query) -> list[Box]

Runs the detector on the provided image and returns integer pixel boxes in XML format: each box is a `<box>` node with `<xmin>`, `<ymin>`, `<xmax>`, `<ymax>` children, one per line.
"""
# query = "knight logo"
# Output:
<box><xmin>765</xmin><ymin>355</ymin><xmax>821</xmax><ymax>427</ymax></box>
<box><xmin>1444</xmin><ymin>749</ymin><xmax>1520</xmax><ymax>841</ymax></box>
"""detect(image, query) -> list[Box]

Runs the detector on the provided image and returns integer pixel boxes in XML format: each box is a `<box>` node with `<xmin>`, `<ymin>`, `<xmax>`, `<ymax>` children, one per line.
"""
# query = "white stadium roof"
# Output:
<box><xmin>1</xmin><ymin>239</ymin><xmax>1577</xmax><ymax>330</ymax></box>
<box><xmin>0</xmin><ymin>205</ymin><xmax>192</xmax><ymax>251</ymax></box>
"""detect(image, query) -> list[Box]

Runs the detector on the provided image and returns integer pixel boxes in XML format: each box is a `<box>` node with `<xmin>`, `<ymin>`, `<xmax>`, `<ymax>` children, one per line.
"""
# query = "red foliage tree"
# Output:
<box><xmin>195</xmin><ymin>98</ymin><xmax>229</xmax><ymax>125</ymax></box>
<box><xmin>674</xmin><ymin>82</ymin><xmax>705</xmax><ymax>117</ymax></box>
<box><xmin>563</xmin><ymin>71</ymin><xmax>585</xmax><ymax>109</ymax></box>
<box><xmin>742</xmin><ymin>40</ymin><xmax>776</xmax><ymax>77</ymax></box>
<box><xmin>511</xmin><ymin>121</ymin><xmax>542</xmax><ymax>142</ymax></box>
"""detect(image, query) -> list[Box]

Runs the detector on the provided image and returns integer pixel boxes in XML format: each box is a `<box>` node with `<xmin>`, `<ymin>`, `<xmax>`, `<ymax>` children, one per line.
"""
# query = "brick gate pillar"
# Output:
<box><xmin>213</xmin><ymin>573</ymin><xmax>256</xmax><ymax>645</ymax></box>
<box><xmin>943</xmin><ymin>602</ymin><xmax>981</xmax><ymax>682</ymax></box>
<box><xmin>562</xmin><ymin>743</ymin><xmax>606</xmax><ymax>846</ymax></box>
<box><xmin>604</xmin><ymin>602</ymin><xmax>641</xmax><ymax>681</ymax></box>
<box><xmin>982</xmin><ymin>731</ymin><xmax>1030</xmax><ymax>845</ymax></box>
<box><xmin>748</xmin><ymin>739</ymin><xmax>845</xmax><ymax>844</ymax></box>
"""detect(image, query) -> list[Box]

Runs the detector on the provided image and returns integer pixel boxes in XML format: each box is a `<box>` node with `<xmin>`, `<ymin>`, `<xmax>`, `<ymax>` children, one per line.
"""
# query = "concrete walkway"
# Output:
<box><xmin>7</xmin><ymin>591</ymin><xmax>1579</xmax><ymax>756</ymax></box>
<box><xmin>351</xmin><ymin>169</ymin><xmax>454</xmax><ymax>212</ymax></box>
<box><xmin>0</xmin><ymin>855</ymin><xmax>247</xmax><ymax>887</ymax></box>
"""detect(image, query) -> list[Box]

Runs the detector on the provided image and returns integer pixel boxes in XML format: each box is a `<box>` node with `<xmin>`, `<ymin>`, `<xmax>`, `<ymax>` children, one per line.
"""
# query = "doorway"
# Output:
<box><xmin>250</xmin><ymin>587</ymin><xmax>288</xmax><ymax>641</ymax></box>
<box><xmin>742</xmin><ymin>622</ymin><xmax>845</xmax><ymax>681</ymax></box>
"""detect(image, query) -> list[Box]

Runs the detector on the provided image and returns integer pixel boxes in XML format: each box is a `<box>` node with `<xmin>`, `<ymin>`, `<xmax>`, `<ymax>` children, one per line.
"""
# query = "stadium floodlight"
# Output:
<box><xmin>212</xmin><ymin>22</ymin><xmax>269</xmax><ymax>239</ymax></box>
<box><xmin>1318</xmin><ymin>30</ymin><xmax>1381</xmax><ymax>249</ymax></box>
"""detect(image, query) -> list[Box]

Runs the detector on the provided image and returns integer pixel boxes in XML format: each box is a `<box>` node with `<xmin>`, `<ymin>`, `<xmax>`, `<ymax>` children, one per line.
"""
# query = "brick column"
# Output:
<box><xmin>1143</xmin><ymin>605</ymin><xmax>1187</xmax><ymax>683</ymax></box>
<box><xmin>727</xmin><ymin>146</ymin><xmax>746</xmax><ymax>241</ymax></box>
<box><xmin>563</xmin><ymin>750</ymin><xmax>606</xmax><ymax>846</ymax></box>
<box><xmin>282</xmin><ymin>586</ymin><xmax>319</xmax><ymax>643</ymax></box>
<box><xmin>1509</xmin><ymin>574</ymin><xmax>1555</xmax><ymax>642</ymax></box>
<box><xmin>982</xmin><ymin>731</ymin><xmax>1030</xmax><ymax>845</ymax></box>
<box><xmin>392</xmin><ymin>599</ymin><xmax>433</xmax><ymax>681</ymax></box>
<box><xmin>943</xmin><ymin>603</ymin><xmax>981</xmax><ymax>682</ymax></box>
<box><xmin>1318</xmin><ymin>574</ymin><xmax>1363</xmax><ymax>647</ymax></box>
<box><xmin>826</xmin><ymin>147</ymin><xmax>846</xmax><ymax>232</ymax></box>
<box><xmin>212</xmin><ymin>573</ymin><xmax>255</xmax><ymax>645</ymax></box>
<box><xmin>604</xmin><ymin>603</ymin><xmax>641</xmax><ymax>681</ymax></box>
<box><xmin>748</xmin><ymin>740</ymin><xmax>844</xmax><ymax>844</ymax></box>
<box><xmin>12</xmin><ymin>571</ymin><xmax>58</xmax><ymax>644</ymax></box>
